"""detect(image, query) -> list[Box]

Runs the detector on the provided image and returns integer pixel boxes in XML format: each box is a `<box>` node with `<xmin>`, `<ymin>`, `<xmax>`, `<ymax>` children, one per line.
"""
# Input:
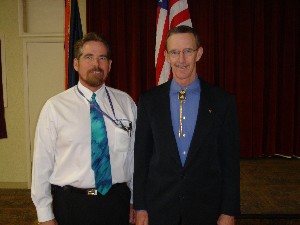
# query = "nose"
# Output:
<box><xmin>178</xmin><ymin>51</ymin><xmax>186</xmax><ymax>62</ymax></box>
<box><xmin>92</xmin><ymin>58</ymin><xmax>101</xmax><ymax>67</ymax></box>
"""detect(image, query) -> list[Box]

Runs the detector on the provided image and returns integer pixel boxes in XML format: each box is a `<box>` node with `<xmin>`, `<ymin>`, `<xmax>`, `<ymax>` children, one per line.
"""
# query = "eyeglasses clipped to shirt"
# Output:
<box><xmin>77</xmin><ymin>85</ymin><xmax>133</xmax><ymax>136</ymax></box>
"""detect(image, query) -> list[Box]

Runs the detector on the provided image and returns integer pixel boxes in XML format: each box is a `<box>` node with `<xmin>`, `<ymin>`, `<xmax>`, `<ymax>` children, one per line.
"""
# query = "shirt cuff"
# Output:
<box><xmin>37</xmin><ymin>206</ymin><xmax>55</xmax><ymax>222</ymax></box>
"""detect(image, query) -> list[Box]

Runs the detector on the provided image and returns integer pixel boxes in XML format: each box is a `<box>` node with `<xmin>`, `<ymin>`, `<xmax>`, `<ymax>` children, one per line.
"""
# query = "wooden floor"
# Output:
<box><xmin>240</xmin><ymin>157</ymin><xmax>300</xmax><ymax>215</ymax></box>
<box><xmin>0</xmin><ymin>158</ymin><xmax>300</xmax><ymax>225</ymax></box>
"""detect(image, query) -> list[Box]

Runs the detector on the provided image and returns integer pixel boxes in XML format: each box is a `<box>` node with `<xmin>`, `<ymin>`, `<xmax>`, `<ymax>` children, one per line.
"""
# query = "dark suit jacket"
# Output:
<box><xmin>133</xmin><ymin>78</ymin><xmax>240</xmax><ymax>225</ymax></box>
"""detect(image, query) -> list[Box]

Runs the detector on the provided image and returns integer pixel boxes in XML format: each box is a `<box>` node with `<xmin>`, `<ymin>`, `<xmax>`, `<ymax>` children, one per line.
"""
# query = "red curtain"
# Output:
<box><xmin>86</xmin><ymin>0</ymin><xmax>300</xmax><ymax>158</ymax></box>
<box><xmin>0</xmin><ymin>40</ymin><xmax>7</xmax><ymax>139</ymax></box>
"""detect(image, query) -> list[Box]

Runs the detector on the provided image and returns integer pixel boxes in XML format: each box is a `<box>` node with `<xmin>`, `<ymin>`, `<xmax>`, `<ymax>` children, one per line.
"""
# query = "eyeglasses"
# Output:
<box><xmin>82</xmin><ymin>54</ymin><xmax>109</xmax><ymax>63</ymax></box>
<box><xmin>115</xmin><ymin>119</ymin><xmax>132</xmax><ymax>136</ymax></box>
<box><xmin>167</xmin><ymin>48</ymin><xmax>198</xmax><ymax>58</ymax></box>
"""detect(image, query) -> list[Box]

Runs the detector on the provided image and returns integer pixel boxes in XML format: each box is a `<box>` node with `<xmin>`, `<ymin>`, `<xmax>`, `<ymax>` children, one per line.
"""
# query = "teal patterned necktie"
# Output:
<box><xmin>90</xmin><ymin>93</ymin><xmax>112</xmax><ymax>195</ymax></box>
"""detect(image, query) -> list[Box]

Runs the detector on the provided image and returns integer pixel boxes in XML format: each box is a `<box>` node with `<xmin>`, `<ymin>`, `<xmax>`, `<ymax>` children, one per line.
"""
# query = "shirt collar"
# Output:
<box><xmin>170</xmin><ymin>76</ymin><xmax>200</xmax><ymax>94</ymax></box>
<box><xmin>78</xmin><ymin>81</ymin><xmax>106</xmax><ymax>101</ymax></box>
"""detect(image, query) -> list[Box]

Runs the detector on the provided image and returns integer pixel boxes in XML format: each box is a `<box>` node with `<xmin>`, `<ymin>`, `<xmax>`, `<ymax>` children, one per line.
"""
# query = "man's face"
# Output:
<box><xmin>74</xmin><ymin>41</ymin><xmax>112</xmax><ymax>92</ymax></box>
<box><xmin>165</xmin><ymin>33</ymin><xmax>203</xmax><ymax>86</ymax></box>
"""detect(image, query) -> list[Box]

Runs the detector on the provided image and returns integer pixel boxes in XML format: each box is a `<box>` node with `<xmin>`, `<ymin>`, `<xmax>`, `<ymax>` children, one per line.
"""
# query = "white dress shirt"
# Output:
<box><xmin>31</xmin><ymin>82</ymin><xmax>136</xmax><ymax>222</ymax></box>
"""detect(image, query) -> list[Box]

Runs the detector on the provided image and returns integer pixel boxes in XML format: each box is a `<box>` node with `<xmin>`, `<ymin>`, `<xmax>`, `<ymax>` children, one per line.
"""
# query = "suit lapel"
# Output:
<box><xmin>159</xmin><ymin>81</ymin><xmax>183</xmax><ymax>167</ymax></box>
<box><xmin>184</xmin><ymin>81</ymin><xmax>215</xmax><ymax>167</ymax></box>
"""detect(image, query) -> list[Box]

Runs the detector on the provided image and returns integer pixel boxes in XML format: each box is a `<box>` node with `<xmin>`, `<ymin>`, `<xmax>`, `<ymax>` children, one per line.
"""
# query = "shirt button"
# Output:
<box><xmin>183</xmin><ymin>151</ymin><xmax>186</xmax><ymax>155</ymax></box>
<box><xmin>183</xmin><ymin>134</ymin><xmax>186</xmax><ymax>137</ymax></box>
<box><xmin>183</xmin><ymin>116</ymin><xmax>186</xmax><ymax>120</ymax></box>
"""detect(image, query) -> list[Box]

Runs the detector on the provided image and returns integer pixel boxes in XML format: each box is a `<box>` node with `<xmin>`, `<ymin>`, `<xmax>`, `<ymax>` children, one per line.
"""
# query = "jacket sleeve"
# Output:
<box><xmin>133</xmin><ymin>96</ymin><xmax>153</xmax><ymax>210</ymax></box>
<box><xmin>219</xmin><ymin>96</ymin><xmax>240</xmax><ymax>216</ymax></box>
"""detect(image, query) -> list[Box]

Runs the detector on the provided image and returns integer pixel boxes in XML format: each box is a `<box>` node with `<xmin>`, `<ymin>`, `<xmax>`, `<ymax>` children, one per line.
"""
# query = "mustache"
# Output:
<box><xmin>88</xmin><ymin>68</ymin><xmax>104</xmax><ymax>74</ymax></box>
<box><xmin>175</xmin><ymin>63</ymin><xmax>188</xmax><ymax>67</ymax></box>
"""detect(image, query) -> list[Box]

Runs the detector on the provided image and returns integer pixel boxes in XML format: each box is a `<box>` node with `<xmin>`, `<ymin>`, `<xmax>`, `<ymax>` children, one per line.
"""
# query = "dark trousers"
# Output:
<box><xmin>52</xmin><ymin>183</ymin><xmax>130</xmax><ymax>225</ymax></box>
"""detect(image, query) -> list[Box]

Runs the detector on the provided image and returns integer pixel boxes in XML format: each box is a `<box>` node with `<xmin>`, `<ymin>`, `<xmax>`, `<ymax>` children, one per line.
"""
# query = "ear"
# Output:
<box><xmin>108</xmin><ymin>60</ymin><xmax>112</xmax><ymax>72</ymax></box>
<box><xmin>164</xmin><ymin>50</ymin><xmax>170</xmax><ymax>63</ymax></box>
<box><xmin>196</xmin><ymin>47</ymin><xmax>203</xmax><ymax>62</ymax></box>
<box><xmin>73</xmin><ymin>58</ymin><xmax>79</xmax><ymax>71</ymax></box>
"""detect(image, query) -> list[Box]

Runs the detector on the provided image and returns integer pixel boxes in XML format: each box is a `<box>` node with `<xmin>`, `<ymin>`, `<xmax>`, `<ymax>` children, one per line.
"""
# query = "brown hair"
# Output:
<box><xmin>74</xmin><ymin>32</ymin><xmax>111</xmax><ymax>59</ymax></box>
<box><xmin>165</xmin><ymin>25</ymin><xmax>201</xmax><ymax>51</ymax></box>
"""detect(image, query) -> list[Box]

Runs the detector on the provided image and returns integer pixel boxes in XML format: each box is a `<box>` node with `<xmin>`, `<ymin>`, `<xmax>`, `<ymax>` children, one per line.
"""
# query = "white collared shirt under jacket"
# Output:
<box><xmin>31</xmin><ymin>82</ymin><xmax>136</xmax><ymax>222</ymax></box>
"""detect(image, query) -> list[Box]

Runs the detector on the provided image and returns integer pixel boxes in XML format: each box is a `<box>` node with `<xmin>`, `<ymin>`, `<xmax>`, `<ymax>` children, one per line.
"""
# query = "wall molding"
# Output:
<box><xmin>0</xmin><ymin>33</ymin><xmax>7</xmax><ymax>108</ymax></box>
<box><xmin>18</xmin><ymin>0</ymin><xmax>64</xmax><ymax>37</ymax></box>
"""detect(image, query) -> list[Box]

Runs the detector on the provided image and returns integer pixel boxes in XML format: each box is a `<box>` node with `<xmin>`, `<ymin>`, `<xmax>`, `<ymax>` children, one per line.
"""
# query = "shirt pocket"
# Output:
<box><xmin>114</xmin><ymin>127</ymin><xmax>130</xmax><ymax>152</ymax></box>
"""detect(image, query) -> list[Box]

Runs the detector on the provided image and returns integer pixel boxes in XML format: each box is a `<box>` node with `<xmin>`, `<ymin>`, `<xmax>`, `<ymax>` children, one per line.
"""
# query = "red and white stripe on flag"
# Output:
<box><xmin>155</xmin><ymin>0</ymin><xmax>192</xmax><ymax>85</ymax></box>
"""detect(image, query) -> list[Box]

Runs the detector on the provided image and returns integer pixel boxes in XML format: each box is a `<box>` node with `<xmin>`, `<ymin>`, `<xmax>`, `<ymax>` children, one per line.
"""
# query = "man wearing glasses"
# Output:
<box><xmin>134</xmin><ymin>25</ymin><xmax>240</xmax><ymax>225</ymax></box>
<box><xmin>31</xmin><ymin>33</ymin><xmax>136</xmax><ymax>225</ymax></box>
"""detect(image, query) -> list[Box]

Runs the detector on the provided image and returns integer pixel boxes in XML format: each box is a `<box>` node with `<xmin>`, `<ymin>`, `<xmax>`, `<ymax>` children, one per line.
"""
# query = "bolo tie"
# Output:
<box><xmin>178</xmin><ymin>89</ymin><xmax>186</xmax><ymax>138</ymax></box>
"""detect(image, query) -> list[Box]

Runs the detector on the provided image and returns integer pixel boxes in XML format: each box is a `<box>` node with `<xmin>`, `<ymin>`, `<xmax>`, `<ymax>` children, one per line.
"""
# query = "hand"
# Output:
<box><xmin>38</xmin><ymin>219</ymin><xmax>58</xmax><ymax>225</ymax></box>
<box><xmin>217</xmin><ymin>214</ymin><xmax>235</xmax><ymax>225</ymax></box>
<box><xmin>135</xmin><ymin>210</ymin><xmax>148</xmax><ymax>225</ymax></box>
<box><xmin>129</xmin><ymin>204</ymin><xmax>135</xmax><ymax>224</ymax></box>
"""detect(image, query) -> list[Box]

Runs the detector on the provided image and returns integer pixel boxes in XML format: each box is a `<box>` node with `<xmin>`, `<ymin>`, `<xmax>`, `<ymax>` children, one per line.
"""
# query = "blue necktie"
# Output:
<box><xmin>90</xmin><ymin>93</ymin><xmax>112</xmax><ymax>195</ymax></box>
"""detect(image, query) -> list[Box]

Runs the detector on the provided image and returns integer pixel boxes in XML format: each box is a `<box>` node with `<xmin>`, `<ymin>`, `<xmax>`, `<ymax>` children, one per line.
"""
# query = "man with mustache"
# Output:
<box><xmin>31</xmin><ymin>33</ymin><xmax>136</xmax><ymax>225</ymax></box>
<box><xmin>134</xmin><ymin>25</ymin><xmax>240</xmax><ymax>225</ymax></box>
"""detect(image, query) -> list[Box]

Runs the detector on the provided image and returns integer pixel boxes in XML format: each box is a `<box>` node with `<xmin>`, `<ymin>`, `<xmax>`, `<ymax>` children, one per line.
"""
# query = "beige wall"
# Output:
<box><xmin>0</xmin><ymin>0</ymin><xmax>86</xmax><ymax>188</ymax></box>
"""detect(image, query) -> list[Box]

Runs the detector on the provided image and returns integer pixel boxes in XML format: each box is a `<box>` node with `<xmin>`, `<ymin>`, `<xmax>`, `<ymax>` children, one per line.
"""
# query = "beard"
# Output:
<box><xmin>84</xmin><ymin>68</ymin><xmax>107</xmax><ymax>87</ymax></box>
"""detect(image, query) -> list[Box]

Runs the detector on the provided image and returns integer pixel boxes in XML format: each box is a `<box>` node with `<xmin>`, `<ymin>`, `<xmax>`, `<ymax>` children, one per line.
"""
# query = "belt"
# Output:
<box><xmin>51</xmin><ymin>183</ymin><xmax>126</xmax><ymax>196</ymax></box>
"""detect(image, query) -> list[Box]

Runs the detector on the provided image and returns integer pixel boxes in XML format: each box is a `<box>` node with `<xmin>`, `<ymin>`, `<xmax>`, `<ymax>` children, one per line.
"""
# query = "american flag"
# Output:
<box><xmin>155</xmin><ymin>0</ymin><xmax>192</xmax><ymax>85</ymax></box>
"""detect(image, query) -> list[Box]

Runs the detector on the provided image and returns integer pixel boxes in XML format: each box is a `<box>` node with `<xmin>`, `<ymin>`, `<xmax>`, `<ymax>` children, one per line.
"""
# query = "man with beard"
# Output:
<box><xmin>31</xmin><ymin>33</ymin><xmax>136</xmax><ymax>225</ymax></box>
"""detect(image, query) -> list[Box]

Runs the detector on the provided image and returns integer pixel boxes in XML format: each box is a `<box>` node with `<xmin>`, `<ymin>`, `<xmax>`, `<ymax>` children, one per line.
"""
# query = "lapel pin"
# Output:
<box><xmin>208</xmin><ymin>109</ymin><xmax>212</xmax><ymax>114</ymax></box>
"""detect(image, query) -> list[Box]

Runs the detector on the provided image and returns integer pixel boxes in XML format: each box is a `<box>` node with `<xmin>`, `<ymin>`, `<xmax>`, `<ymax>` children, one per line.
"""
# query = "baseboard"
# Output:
<box><xmin>0</xmin><ymin>182</ymin><xmax>28</xmax><ymax>189</ymax></box>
